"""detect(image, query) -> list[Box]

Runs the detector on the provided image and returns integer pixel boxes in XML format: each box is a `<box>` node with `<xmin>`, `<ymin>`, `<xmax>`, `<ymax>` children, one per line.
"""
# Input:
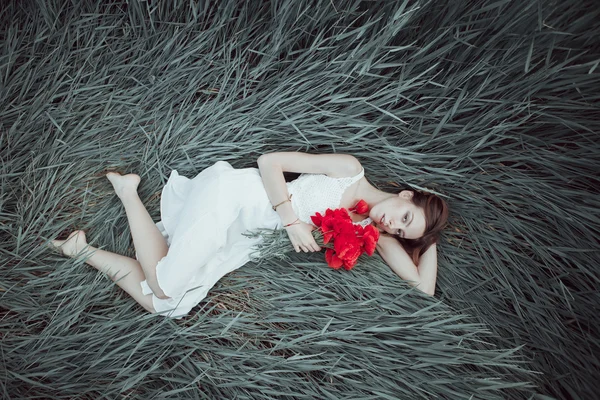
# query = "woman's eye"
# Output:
<box><xmin>403</xmin><ymin>213</ymin><xmax>409</xmax><ymax>222</ymax></box>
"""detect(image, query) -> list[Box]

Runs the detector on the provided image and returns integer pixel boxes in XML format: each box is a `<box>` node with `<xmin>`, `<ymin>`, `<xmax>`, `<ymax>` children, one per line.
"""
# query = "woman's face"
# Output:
<box><xmin>369</xmin><ymin>191</ymin><xmax>427</xmax><ymax>239</ymax></box>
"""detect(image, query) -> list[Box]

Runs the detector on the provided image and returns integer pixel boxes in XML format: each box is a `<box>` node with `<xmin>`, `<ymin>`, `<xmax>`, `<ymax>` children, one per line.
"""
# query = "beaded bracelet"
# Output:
<box><xmin>283</xmin><ymin>218</ymin><xmax>300</xmax><ymax>228</ymax></box>
<box><xmin>272</xmin><ymin>194</ymin><xmax>292</xmax><ymax>211</ymax></box>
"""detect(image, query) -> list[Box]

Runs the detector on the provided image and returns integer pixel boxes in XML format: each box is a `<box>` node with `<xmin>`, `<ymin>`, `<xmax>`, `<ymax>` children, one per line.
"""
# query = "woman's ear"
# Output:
<box><xmin>399</xmin><ymin>190</ymin><xmax>414</xmax><ymax>200</ymax></box>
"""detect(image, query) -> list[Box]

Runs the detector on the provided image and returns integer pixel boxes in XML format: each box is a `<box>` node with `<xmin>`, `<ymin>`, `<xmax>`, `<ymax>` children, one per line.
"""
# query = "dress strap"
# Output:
<box><xmin>354</xmin><ymin>217</ymin><xmax>373</xmax><ymax>227</ymax></box>
<box><xmin>336</xmin><ymin>167</ymin><xmax>364</xmax><ymax>186</ymax></box>
<box><xmin>352</xmin><ymin>167</ymin><xmax>365</xmax><ymax>183</ymax></box>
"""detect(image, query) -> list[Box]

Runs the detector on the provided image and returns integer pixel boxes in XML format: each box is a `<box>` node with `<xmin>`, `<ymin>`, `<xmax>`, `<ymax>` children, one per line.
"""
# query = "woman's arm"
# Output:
<box><xmin>256</xmin><ymin>151</ymin><xmax>361</xmax><ymax>226</ymax></box>
<box><xmin>256</xmin><ymin>152</ymin><xmax>361</xmax><ymax>253</ymax></box>
<box><xmin>257</xmin><ymin>152</ymin><xmax>361</xmax><ymax>177</ymax></box>
<box><xmin>376</xmin><ymin>235</ymin><xmax>437</xmax><ymax>296</ymax></box>
<box><xmin>417</xmin><ymin>244</ymin><xmax>437</xmax><ymax>295</ymax></box>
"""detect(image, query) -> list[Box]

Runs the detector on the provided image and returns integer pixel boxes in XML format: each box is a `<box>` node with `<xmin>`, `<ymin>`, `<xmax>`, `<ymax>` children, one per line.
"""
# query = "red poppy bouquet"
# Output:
<box><xmin>310</xmin><ymin>199</ymin><xmax>380</xmax><ymax>270</ymax></box>
<box><xmin>246</xmin><ymin>200</ymin><xmax>380</xmax><ymax>270</ymax></box>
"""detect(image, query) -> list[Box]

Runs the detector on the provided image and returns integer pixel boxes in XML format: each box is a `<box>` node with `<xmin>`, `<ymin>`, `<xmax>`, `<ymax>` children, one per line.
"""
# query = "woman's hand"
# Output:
<box><xmin>285</xmin><ymin>221</ymin><xmax>322</xmax><ymax>253</ymax></box>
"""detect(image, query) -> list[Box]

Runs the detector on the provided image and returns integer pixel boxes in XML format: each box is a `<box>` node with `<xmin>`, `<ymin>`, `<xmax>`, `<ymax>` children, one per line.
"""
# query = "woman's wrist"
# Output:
<box><xmin>283</xmin><ymin>217</ymin><xmax>300</xmax><ymax>228</ymax></box>
<box><xmin>272</xmin><ymin>194</ymin><xmax>292</xmax><ymax>211</ymax></box>
<box><xmin>276</xmin><ymin>202</ymin><xmax>297</xmax><ymax>223</ymax></box>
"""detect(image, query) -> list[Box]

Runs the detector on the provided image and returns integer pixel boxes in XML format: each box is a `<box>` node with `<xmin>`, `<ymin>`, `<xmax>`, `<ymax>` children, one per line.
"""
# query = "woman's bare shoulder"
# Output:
<box><xmin>377</xmin><ymin>233</ymin><xmax>398</xmax><ymax>248</ymax></box>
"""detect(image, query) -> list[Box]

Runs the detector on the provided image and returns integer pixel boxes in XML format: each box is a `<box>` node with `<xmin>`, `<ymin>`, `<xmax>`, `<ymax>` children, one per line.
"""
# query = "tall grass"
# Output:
<box><xmin>1</xmin><ymin>0</ymin><xmax>599</xmax><ymax>398</ymax></box>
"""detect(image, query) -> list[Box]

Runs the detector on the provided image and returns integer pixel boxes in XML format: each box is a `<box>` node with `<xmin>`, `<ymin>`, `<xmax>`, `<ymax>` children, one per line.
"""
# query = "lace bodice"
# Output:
<box><xmin>285</xmin><ymin>168</ymin><xmax>373</xmax><ymax>228</ymax></box>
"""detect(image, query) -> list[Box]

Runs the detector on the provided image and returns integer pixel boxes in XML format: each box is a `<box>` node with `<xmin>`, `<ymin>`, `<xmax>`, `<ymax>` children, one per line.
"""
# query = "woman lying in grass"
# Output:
<box><xmin>50</xmin><ymin>152</ymin><xmax>448</xmax><ymax>318</ymax></box>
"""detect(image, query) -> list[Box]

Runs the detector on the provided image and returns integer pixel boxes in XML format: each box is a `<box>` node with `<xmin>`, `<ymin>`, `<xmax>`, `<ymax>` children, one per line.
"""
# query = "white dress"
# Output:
<box><xmin>138</xmin><ymin>160</ymin><xmax>370</xmax><ymax>318</ymax></box>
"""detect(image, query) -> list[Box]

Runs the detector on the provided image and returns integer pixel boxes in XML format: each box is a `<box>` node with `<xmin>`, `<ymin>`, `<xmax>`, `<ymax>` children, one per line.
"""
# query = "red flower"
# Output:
<box><xmin>354</xmin><ymin>224</ymin><xmax>365</xmax><ymax>236</ymax></box>
<box><xmin>308</xmin><ymin>204</ymin><xmax>380</xmax><ymax>271</ymax></box>
<box><xmin>325</xmin><ymin>208</ymin><xmax>350</xmax><ymax>221</ymax></box>
<box><xmin>321</xmin><ymin>216</ymin><xmax>336</xmax><ymax>244</ymax></box>
<box><xmin>350</xmin><ymin>199</ymin><xmax>369</xmax><ymax>214</ymax></box>
<box><xmin>362</xmin><ymin>225</ymin><xmax>380</xmax><ymax>256</ymax></box>
<box><xmin>339</xmin><ymin>208</ymin><xmax>351</xmax><ymax>218</ymax></box>
<box><xmin>310</xmin><ymin>212</ymin><xmax>324</xmax><ymax>227</ymax></box>
<box><xmin>320</xmin><ymin>210</ymin><xmax>352</xmax><ymax>244</ymax></box>
<box><xmin>325</xmin><ymin>249</ymin><xmax>343</xmax><ymax>269</ymax></box>
<box><xmin>342</xmin><ymin>257</ymin><xmax>359</xmax><ymax>270</ymax></box>
<box><xmin>335</xmin><ymin>219</ymin><xmax>356</xmax><ymax>235</ymax></box>
<box><xmin>334</xmin><ymin>233</ymin><xmax>363</xmax><ymax>271</ymax></box>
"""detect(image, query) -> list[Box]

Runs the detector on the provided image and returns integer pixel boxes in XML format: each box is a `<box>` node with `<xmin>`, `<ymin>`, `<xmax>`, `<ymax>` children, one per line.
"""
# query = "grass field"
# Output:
<box><xmin>1</xmin><ymin>0</ymin><xmax>599</xmax><ymax>399</ymax></box>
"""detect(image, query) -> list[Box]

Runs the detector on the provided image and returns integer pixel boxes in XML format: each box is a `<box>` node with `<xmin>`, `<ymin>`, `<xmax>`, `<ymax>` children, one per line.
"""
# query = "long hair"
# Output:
<box><xmin>394</xmin><ymin>190</ymin><xmax>449</xmax><ymax>265</ymax></box>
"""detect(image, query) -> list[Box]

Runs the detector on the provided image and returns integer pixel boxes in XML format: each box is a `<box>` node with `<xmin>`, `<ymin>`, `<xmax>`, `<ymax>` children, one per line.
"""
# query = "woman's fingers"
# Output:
<box><xmin>295</xmin><ymin>243</ymin><xmax>318</xmax><ymax>253</ymax></box>
<box><xmin>308</xmin><ymin>242</ymin><xmax>320</xmax><ymax>252</ymax></box>
<box><xmin>290</xmin><ymin>229</ymin><xmax>322</xmax><ymax>253</ymax></box>
<box><xmin>294</xmin><ymin>241</ymin><xmax>308</xmax><ymax>253</ymax></box>
<box><xmin>302</xmin><ymin>241</ymin><xmax>320</xmax><ymax>252</ymax></box>
<box><xmin>292</xmin><ymin>238</ymin><xmax>301</xmax><ymax>252</ymax></box>
<box><xmin>307</xmin><ymin>236</ymin><xmax>321</xmax><ymax>252</ymax></box>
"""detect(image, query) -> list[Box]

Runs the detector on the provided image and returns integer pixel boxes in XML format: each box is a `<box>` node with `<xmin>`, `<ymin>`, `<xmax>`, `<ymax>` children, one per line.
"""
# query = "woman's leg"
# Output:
<box><xmin>105</xmin><ymin>172</ymin><xmax>170</xmax><ymax>299</ymax></box>
<box><xmin>51</xmin><ymin>231</ymin><xmax>155</xmax><ymax>313</ymax></box>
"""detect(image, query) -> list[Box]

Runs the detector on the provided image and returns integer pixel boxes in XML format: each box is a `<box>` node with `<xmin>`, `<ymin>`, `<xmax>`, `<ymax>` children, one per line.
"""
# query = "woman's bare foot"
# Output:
<box><xmin>50</xmin><ymin>230</ymin><xmax>91</xmax><ymax>257</ymax></box>
<box><xmin>106</xmin><ymin>172</ymin><xmax>141</xmax><ymax>199</ymax></box>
